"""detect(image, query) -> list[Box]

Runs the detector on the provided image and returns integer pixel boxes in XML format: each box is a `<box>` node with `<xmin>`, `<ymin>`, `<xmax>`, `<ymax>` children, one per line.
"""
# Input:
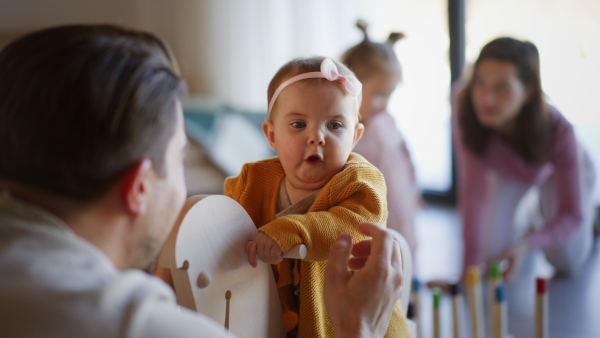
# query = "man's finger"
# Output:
<box><xmin>358</xmin><ymin>222</ymin><xmax>394</xmax><ymax>270</ymax></box>
<box><xmin>325</xmin><ymin>233</ymin><xmax>353</xmax><ymax>281</ymax></box>
<box><xmin>348</xmin><ymin>257</ymin><xmax>368</xmax><ymax>270</ymax></box>
<box><xmin>351</xmin><ymin>239</ymin><xmax>372</xmax><ymax>258</ymax></box>
<box><xmin>390</xmin><ymin>240</ymin><xmax>403</xmax><ymax>289</ymax></box>
<box><xmin>390</xmin><ymin>240</ymin><xmax>402</xmax><ymax>272</ymax></box>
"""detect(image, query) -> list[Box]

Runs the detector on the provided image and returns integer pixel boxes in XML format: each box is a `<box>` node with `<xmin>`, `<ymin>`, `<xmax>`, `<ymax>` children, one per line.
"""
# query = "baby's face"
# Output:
<box><xmin>263</xmin><ymin>81</ymin><xmax>363</xmax><ymax>191</ymax></box>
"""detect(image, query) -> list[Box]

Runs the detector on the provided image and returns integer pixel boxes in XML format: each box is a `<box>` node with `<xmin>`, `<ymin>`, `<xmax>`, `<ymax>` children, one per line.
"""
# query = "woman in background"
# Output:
<box><xmin>453</xmin><ymin>37</ymin><xmax>596</xmax><ymax>281</ymax></box>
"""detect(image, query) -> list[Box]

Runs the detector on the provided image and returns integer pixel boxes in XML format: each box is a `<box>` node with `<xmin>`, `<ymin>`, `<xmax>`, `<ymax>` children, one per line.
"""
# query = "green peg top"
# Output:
<box><xmin>433</xmin><ymin>289</ymin><xmax>442</xmax><ymax>309</ymax></box>
<box><xmin>490</xmin><ymin>262</ymin><xmax>502</xmax><ymax>280</ymax></box>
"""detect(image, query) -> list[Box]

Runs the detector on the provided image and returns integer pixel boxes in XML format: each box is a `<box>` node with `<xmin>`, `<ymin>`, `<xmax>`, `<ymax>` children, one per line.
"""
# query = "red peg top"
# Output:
<box><xmin>536</xmin><ymin>278</ymin><xmax>547</xmax><ymax>294</ymax></box>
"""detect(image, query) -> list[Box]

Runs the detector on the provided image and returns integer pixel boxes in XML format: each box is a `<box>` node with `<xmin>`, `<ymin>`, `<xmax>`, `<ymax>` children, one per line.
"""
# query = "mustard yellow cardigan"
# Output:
<box><xmin>225</xmin><ymin>153</ymin><xmax>408</xmax><ymax>337</ymax></box>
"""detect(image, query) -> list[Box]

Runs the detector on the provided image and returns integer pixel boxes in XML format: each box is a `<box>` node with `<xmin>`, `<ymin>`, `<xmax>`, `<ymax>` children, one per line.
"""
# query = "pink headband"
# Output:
<box><xmin>267</xmin><ymin>58</ymin><xmax>362</xmax><ymax>116</ymax></box>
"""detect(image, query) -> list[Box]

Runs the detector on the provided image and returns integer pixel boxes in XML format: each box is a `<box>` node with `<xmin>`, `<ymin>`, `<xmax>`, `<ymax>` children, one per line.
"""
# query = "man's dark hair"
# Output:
<box><xmin>0</xmin><ymin>25</ymin><xmax>187</xmax><ymax>201</ymax></box>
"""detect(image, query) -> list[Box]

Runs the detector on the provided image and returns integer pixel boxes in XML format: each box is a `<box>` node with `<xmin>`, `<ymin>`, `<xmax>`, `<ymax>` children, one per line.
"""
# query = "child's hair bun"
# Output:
<box><xmin>356</xmin><ymin>19</ymin><xmax>404</xmax><ymax>47</ymax></box>
<box><xmin>387</xmin><ymin>32</ymin><xmax>405</xmax><ymax>46</ymax></box>
<box><xmin>356</xmin><ymin>19</ymin><xmax>369</xmax><ymax>41</ymax></box>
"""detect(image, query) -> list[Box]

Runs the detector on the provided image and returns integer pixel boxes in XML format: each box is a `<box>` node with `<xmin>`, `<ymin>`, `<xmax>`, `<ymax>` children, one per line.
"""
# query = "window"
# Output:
<box><xmin>366</xmin><ymin>0</ymin><xmax>453</xmax><ymax>195</ymax></box>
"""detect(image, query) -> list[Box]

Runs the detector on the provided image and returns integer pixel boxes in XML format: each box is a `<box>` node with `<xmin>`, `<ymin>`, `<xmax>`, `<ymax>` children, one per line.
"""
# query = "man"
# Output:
<box><xmin>0</xmin><ymin>25</ymin><xmax>403</xmax><ymax>337</ymax></box>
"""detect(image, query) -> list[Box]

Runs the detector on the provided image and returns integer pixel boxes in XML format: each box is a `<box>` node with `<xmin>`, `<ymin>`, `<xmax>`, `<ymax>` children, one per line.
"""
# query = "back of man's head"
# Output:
<box><xmin>0</xmin><ymin>25</ymin><xmax>186</xmax><ymax>201</ymax></box>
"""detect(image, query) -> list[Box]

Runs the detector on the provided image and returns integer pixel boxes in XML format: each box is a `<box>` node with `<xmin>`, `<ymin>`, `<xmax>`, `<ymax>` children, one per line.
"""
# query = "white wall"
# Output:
<box><xmin>0</xmin><ymin>0</ymin><xmax>141</xmax><ymax>30</ymax></box>
<box><xmin>0</xmin><ymin>0</ymin><xmax>375</xmax><ymax>110</ymax></box>
<box><xmin>0</xmin><ymin>0</ymin><xmax>213</xmax><ymax>95</ymax></box>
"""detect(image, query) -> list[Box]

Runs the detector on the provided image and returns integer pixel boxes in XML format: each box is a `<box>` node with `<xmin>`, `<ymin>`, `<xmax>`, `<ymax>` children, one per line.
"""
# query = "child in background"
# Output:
<box><xmin>224</xmin><ymin>56</ymin><xmax>408</xmax><ymax>337</ymax></box>
<box><xmin>341</xmin><ymin>20</ymin><xmax>422</xmax><ymax>267</ymax></box>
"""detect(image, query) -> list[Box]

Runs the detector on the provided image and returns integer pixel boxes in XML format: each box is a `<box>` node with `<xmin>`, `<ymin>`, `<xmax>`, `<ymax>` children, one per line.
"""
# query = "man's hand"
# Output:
<box><xmin>324</xmin><ymin>222</ymin><xmax>403</xmax><ymax>338</ymax></box>
<box><xmin>246</xmin><ymin>232</ymin><xmax>283</xmax><ymax>267</ymax></box>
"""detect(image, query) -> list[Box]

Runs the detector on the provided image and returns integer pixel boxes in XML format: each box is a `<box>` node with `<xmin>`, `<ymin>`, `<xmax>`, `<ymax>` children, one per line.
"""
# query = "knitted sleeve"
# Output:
<box><xmin>258</xmin><ymin>161</ymin><xmax>388</xmax><ymax>262</ymax></box>
<box><xmin>223</xmin><ymin>164</ymin><xmax>248</xmax><ymax>202</ymax></box>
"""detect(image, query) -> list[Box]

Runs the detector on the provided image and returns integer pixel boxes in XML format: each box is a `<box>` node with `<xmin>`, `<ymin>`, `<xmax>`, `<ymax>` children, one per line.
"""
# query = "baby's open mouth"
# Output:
<box><xmin>306</xmin><ymin>155</ymin><xmax>321</xmax><ymax>163</ymax></box>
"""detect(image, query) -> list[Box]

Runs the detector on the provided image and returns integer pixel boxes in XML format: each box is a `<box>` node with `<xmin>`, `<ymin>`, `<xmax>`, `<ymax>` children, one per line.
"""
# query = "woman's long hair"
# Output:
<box><xmin>459</xmin><ymin>37</ymin><xmax>554</xmax><ymax>164</ymax></box>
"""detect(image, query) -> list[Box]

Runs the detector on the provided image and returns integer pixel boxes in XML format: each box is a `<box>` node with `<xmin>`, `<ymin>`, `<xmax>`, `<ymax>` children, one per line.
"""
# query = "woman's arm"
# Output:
<box><xmin>525</xmin><ymin>113</ymin><xmax>583</xmax><ymax>248</ymax></box>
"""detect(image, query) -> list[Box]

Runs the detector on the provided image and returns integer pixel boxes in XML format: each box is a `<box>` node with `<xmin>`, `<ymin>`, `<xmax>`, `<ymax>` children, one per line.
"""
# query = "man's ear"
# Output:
<box><xmin>120</xmin><ymin>158</ymin><xmax>154</xmax><ymax>216</ymax></box>
<box><xmin>262</xmin><ymin>119</ymin><xmax>277</xmax><ymax>152</ymax></box>
<box><xmin>352</xmin><ymin>123</ymin><xmax>365</xmax><ymax>148</ymax></box>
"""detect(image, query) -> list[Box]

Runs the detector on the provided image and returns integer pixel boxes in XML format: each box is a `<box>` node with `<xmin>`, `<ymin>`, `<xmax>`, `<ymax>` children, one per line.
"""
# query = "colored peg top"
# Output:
<box><xmin>412</xmin><ymin>278</ymin><xmax>420</xmax><ymax>292</ymax></box>
<box><xmin>490</xmin><ymin>262</ymin><xmax>502</xmax><ymax>280</ymax></box>
<box><xmin>449</xmin><ymin>283</ymin><xmax>461</xmax><ymax>296</ymax></box>
<box><xmin>467</xmin><ymin>266</ymin><xmax>480</xmax><ymax>285</ymax></box>
<box><xmin>495</xmin><ymin>284</ymin><xmax>506</xmax><ymax>303</ymax></box>
<box><xmin>433</xmin><ymin>289</ymin><xmax>442</xmax><ymax>309</ymax></box>
<box><xmin>536</xmin><ymin>278</ymin><xmax>547</xmax><ymax>294</ymax></box>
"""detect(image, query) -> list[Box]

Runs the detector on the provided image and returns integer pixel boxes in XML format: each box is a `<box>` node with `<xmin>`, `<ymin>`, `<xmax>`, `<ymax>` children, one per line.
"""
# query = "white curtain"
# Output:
<box><xmin>191</xmin><ymin>0</ymin><xmax>377</xmax><ymax>111</ymax></box>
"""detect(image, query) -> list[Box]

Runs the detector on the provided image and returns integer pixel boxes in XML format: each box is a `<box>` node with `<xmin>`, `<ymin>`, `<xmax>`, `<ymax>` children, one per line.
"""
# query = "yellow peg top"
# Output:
<box><xmin>467</xmin><ymin>266</ymin><xmax>480</xmax><ymax>285</ymax></box>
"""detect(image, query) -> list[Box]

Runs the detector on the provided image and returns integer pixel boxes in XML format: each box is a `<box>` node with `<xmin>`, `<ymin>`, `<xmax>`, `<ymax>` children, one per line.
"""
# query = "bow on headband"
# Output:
<box><xmin>320</xmin><ymin>58</ymin><xmax>362</xmax><ymax>96</ymax></box>
<box><xmin>268</xmin><ymin>58</ymin><xmax>362</xmax><ymax>115</ymax></box>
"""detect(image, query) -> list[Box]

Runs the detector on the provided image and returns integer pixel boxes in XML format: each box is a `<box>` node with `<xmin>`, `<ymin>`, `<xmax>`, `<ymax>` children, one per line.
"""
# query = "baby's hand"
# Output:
<box><xmin>246</xmin><ymin>232</ymin><xmax>283</xmax><ymax>267</ymax></box>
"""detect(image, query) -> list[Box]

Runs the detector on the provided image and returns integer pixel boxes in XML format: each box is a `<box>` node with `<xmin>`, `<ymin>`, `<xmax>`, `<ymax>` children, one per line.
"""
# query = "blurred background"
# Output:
<box><xmin>1</xmin><ymin>1</ymin><xmax>599</xmax><ymax>337</ymax></box>
<box><xmin>2</xmin><ymin>0</ymin><xmax>598</xmax><ymax>204</ymax></box>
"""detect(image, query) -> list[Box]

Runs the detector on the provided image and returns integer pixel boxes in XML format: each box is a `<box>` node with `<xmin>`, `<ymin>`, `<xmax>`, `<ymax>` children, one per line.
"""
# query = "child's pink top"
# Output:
<box><xmin>353</xmin><ymin>111</ymin><xmax>419</xmax><ymax>252</ymax></box>
<box><xmin>453</xmin><ymin>90</ymin><xmax>583</xmax><ymax>269</ymax></box>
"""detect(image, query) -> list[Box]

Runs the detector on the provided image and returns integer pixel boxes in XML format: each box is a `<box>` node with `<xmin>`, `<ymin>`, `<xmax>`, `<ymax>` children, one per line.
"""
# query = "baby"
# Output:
<box><xmin>225</xmin><ymin>56</ymin><xmax>408</xmax><ymax>337</ymax></box>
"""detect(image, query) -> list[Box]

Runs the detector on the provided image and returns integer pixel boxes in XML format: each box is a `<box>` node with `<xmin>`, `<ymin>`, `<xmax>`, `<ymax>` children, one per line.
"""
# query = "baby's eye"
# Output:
<box><xmin>328</xmin><ymin>122</ymin><xmax>342</xmax><ymax>130</ymax></box>
<box><xmin>291</xmin><ymin>121</ymin><xmax>306</xmax><ymax>128</ymax></box>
